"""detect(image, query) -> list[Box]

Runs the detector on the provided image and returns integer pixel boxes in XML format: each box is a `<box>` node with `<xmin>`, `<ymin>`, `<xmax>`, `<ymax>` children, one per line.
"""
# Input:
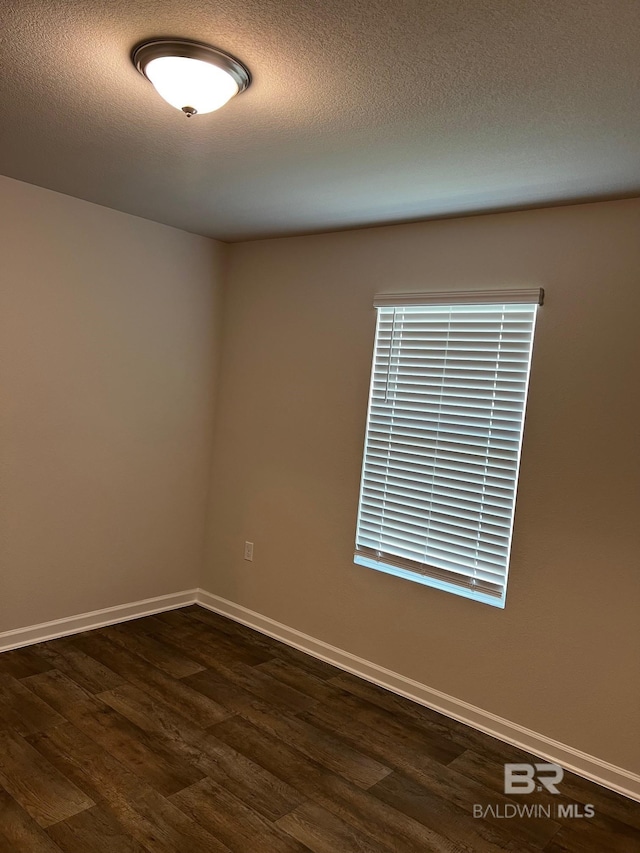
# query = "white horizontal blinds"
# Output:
<box><xmin>355</xmin><ymin>296</ymin><xmax>539</xmax><ymax>606</ymax></box>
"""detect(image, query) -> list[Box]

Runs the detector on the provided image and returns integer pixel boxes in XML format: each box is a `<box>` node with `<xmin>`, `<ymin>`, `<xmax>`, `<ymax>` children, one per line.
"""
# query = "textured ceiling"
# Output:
<box><xmin>1</xmin><ymin>0</ymin><xmax>639</xmax><ymax>240</ymax></box>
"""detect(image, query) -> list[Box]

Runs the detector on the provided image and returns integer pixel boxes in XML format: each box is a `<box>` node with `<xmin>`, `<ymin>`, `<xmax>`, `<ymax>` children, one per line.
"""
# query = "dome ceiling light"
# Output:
<box><xmin>132</xmin><ymin>38</ymin><xmax>251</xmax><ymax>118</ymax></box>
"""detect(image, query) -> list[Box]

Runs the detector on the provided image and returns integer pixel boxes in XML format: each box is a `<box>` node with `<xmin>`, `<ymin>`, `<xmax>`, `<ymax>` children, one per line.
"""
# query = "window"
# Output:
<box><xmin>354</xmin><ymin>289</ymin><xmax>542</xmax><ymax>607</ymax></box>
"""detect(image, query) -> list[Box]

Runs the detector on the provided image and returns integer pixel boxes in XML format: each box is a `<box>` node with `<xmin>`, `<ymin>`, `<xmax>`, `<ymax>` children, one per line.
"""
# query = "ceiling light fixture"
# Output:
<box><xmin>132</xmin><ymin>38</ymin><xmax>251</xmax><ymax>118</ymax></box>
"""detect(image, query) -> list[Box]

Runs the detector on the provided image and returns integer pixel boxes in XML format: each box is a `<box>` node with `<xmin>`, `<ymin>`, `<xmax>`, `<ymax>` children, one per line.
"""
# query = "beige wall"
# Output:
<box><xmin>2</xmin><ymin>175</ymin><xmax>638</xmax><ymax>776</ymax></box>
<box><xmin>204</xmin><ymin>198</ymin><xmax>640</xmax><ymax>773</ymax></box>
<box><xmin>0</xmin><ymin>175</ymin><xmax>225</xmax><ymax>632</ymax></box>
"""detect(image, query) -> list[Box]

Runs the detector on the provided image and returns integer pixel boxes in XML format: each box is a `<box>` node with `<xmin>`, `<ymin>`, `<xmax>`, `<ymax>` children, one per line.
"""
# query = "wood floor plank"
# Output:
<box><xmin>449</xmin><ymin>747</ymin><xmax>545</xmax><ymax>797</ymax></box>
<box><xmin>448</xmin><ymin>749</ymin><xmax>583</xmax><ymax>825</ymax></box>
<box><xmin>449</xmin><ymin>747</ymin><xmax>640</xmax><ymax>845</ymax></box>
<box><xmin>147</xmin><ymin>615</ymin><xmax>274</xmax><ymax>669</ymax></box>
<box><xmin>27</xmin><ymin>723</ymin><xmax>231</xmax><ymax>853</ymax></box>
<box><xmin>0</xmin><ymin>672</ymin><xmax>66</xmax><ymax>736</ymax></box>
<box><xmin>170</xmin><ymin>777</ymin><xmax>309</xmax><ymax>853</ymax></box>
<box><xmin>182</xmin><ymin>667</ymin><xmax>272</xmax><ymax>716</ymax></box>
<box><xmin>0</xmin><ymin>647</ymin><xmax>55</xmax><ymax>679</ymax></box>
<box><xmin>376</xmin><ymin>749</ymin><xmax>563</xmax><ymax>849</ymax></box>
<box><xmin>305</xmin><ymin>774</ymin><xmax>476</xmax><ymax>853</ymax></box>
<box><xmin>209</xmin><ymin>714</ymin><xmax>340</xmax><ymax>797</ymax></box>
<box><xmin>299</xmin><ymin>690</ymin><xmax>465</xmax><ymax>774</ymax></box>
<box><xmin>143</xmin><ymin>608</ymin><xmax>215</xmax><ymax>637</ymax></box>
<box><xmin>329</xmin><ymin>673</ymin><xmax>482</xmax><ymax>740</ymax></box>
<box><xmin>229</xmin><ymin>699</ymin><xmax>393</xmax><ymax>789</ymax></box>
<box><xmin>36</xmin><ymin>638</ymin><xmax>127</xmax><ymax>694</ymax></box>
<box><xmin>309</xmin><ymin>775</ymin><xmax>479</xmax><ymax>853</ymax></box>
<box><xmin>541</xmin><ymin>804</ymin><xmax>640</xmax><ymax>852</ymax></box>
<box><xmin>209</xmin><ymin>715</ymin><xmax>471</xmax><ymax>853</ymax></box>
<box><xmin>544</xmin><ymin>820</ymin><xmax>640</xmax><ymax>853</ymax></box>
<box><xmin>299</xmin><ymin>697</ymin><xmax>563</xmax><ymax>848</ymax></box>
<box><xmin>99</xmin><ymin>682</ymin><xmax>306</xmax><ymax>821</ymax></box>
<box><xmin>255</xmin><ymin>658</ymin><xmax>346</xmax><ymax>704</ymax></box>
<box><xmin>0</xmin><ymin>789</ymin><xmax>65</xmax><ymax>853</ymax></box>
<box><xmin>99</xmin><ymin>681</ymin><xmax>210</xmax><ymax>741</ymax></box>
<box><xmin>0</xmin><ymin>731</ymin><xmax>94</xmax><ymax>827</ymax></box>
<box><xmin>68</xmin><ymin>631</ymin><xmax>230</xmax><ymax>728</ymax></box>
<box><xmin>370</xmin><ymin>769</ymin><xmax>543</xmax><ymax>853</ymax></box>
<box><xmin>194</xmin><ymin>730</ymin><xmax>310</xmax><ymax>822</ymax></box>
<box><xmin>99</xmin><ymin>623</ymin><xmax>207</xmax><ymax>680</ymax></box>
<box><xmin>185</xmin><ymin>662</ymin><xmax>319</xmax><ymax>716</ymax></box>
<box><xmin>328</xmin><ymin>673</ymin><xmax>537</xmax><ymax>762</ymax></box>
<box><xmin>275</xmin><ymin>801</ymin><xmax>398</xmax><ymax>853</ymax></box>
<box><xmin>45</xmin><ymin>804</ymin><xmax>150</xmax><ymax>853</ymax></box>
<box><xmin>24</xmin><ymin>669</ymin><xmax>206</xmax><ymax>797</ymax></box>
<box><xmin>324</xmin><ymin>690</ymin><xmax>465</xmax><ymax>762</ymax></box>
<box><xmin>26</xmin><ymin>722</ymin><xmax>130</xmax><ymax>805</ymax></box>
<box><xmin>180</xmin><ymin>607</ymin><xmax>342</xmax><ymax>680</ymax></box>
<box><xmin>547</xmin><ymin>771</ymin><xmax>640</xmax><ymax>833</ymax></box>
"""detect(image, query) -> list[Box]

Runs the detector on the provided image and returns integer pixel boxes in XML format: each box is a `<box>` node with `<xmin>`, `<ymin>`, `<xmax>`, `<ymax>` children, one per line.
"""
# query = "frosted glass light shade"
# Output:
<box><xmin>132</xmin><ymin>38</ymin><xmax>251</xmax><ymax>118</ymax></box>
<box><xmin>145</xmin><ymin>56</ymin><xmax>239</xmax><ymax>115</ymax></box>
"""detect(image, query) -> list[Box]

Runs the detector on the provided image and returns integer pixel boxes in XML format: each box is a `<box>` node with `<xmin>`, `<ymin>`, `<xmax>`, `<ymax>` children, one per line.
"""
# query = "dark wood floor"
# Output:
<box><xmin>0</xmin><ymin>606</ymin><xmax>638</xmax><ymax>852</ymax></box>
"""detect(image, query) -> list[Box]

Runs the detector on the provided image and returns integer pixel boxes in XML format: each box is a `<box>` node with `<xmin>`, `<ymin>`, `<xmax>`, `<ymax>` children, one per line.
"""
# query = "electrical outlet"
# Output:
<box><xmin>244</xmin><ymin>541</ymin><xmax>254</xmax><ymax>561</ymax></box>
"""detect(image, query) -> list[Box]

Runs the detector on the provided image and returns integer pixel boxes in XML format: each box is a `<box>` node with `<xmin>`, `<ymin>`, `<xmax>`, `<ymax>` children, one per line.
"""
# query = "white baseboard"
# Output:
<box><xmin>196</xmin><ymin>589</ymin><xmax>640</xmax><ymax>804</ymax></box>
<box><xmin>0</xmin><ymin>589</ymin><xmax>198</xmax><ymax>653</ymax></box>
